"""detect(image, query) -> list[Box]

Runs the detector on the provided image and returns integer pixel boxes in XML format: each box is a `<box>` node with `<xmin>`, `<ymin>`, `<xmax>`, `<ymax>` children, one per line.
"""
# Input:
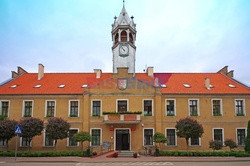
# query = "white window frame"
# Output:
<box><xmin>189</xmin><ymin>137</ymin><xmax>201</xmax><ymax>146</ymax></box>
<box><xmin>116</xmin><ymin>99</ymin><xmax>129</xmax><ymax>113</ymax></box>
<box><xmin>91</xmin><ymin>99</ymin><xmax>102</xmax><ymax>116</ymax></box>
<box><xmin>45</xmin><ymin>100</ymin><xmax>56</xmax><ymax>117</ymax></box>
<box><xmin>165</xmin><ymin>128</ymin><xmax>177</xmax><ymax>146</ymax></box>
<box><xmin>20</xmin><ymin>137</ymin><xmax>32</xmax><ymax>147</ymax></box>
<box><xmin>211</xmin><ymin>99</ymin><xmax>223</xmax><ymax>116</ymax></box>
<box><xmin>212</xmin><ymin>128</ymin><xmax>224</xmax><ymax>145</ymax></box>
<box><xmin>235</xmin><ymin>99</ymin><xmax>246</xmax><ymax>116</ymax></box>
<box><xmin>143</xmin><ymin>128</ymin><xmax>155</xmax><ymax>146</ymax></box>
<box><xmin>188</xmin><ymin>99</ymin><xmax>200</xmax><ymax>116</ymax></box>
<box><xmin>0</xmin><ymin>100</ymin><xmax>10</xmax><ymax>118</ymax></box>
<box><xmin>165</xmin><ymin>99</ymin><xmax>176</xmax><ymax>116</ymax></box>
<box><xmin>43</xmin><ymin>129</ymin><xmax>55</xmax><ymax>147</ymax></box>
<box><xmin>142</xmin><ymin>99</ymin><xmax>154</xmax><ymax>116</ymax></box>
<box><xmin>67</xmin><ymin>128</ymin><xmax>79</xmax><ymax>147</ymax></box>
<box><xmin>68</xmin><ymin>100</ymin><xmax>80</xmax><ymax>117</ymax></box>
<box><xmin>236</xmin><ymin>128</ymin><xmax>247</xmax><ymax>146</ymax></box>
<box><xmin>90</xmin><ymin>128</ymin><xmax>102</xmax><ymax>147</ymax></box>
<box><xmin>22</xmin><ymin>100</ymin><xmax>34</xmax><ymax>117</ymax></box>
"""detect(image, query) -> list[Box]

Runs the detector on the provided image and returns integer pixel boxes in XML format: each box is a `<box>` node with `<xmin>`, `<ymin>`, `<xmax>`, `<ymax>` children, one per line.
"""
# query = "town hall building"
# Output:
<box><xmin>0</xmin><ymin>3</ymin><xmax>249</xmax><ymax>154</ymax></box>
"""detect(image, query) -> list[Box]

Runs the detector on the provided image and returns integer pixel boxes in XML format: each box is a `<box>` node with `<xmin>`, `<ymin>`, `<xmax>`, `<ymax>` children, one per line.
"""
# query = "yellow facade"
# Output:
<box><xmin>0</xmin><ymin>69</ymin><xmax>249</xmax><ymax>154</ymax></box>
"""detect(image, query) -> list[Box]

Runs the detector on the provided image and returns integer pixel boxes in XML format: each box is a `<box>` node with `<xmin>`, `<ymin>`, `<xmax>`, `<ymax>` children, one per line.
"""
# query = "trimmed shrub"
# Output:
<box><xmin>224</xmin><ymin>139</ymin><xmax>237</xmax><ymax>151</ymax></box>
<box><xmin>209</xmin><ymin>140</ymin><xmax>223</xmax><ymax>151</ymax></box>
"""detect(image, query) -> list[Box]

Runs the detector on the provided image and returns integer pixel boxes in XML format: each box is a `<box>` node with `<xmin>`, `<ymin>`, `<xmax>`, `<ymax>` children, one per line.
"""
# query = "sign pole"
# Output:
<box><xmin>15</xmin><ymin>135</ymin><xmax>18</xmax><ymax>161</ymax></box>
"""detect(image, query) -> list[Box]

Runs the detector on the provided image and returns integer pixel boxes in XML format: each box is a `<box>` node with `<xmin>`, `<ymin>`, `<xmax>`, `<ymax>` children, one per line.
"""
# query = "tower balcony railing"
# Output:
<box><xmin>103</xmin><ymin>111</ymin><xmax>141</xmax><ymax>124</ymax></box>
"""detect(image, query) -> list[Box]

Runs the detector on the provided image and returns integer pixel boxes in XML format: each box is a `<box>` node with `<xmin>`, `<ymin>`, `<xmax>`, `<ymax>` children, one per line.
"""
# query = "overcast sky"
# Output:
<box><xmin>0</xmin><ymin>0</ymin><xmax>250</xmax><ymax>86</ymax></box>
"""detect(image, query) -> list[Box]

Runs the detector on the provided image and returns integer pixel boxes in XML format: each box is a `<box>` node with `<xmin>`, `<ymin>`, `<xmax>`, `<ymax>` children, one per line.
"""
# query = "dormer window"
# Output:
<box><xmin>228</xmin><ymin>84</ymin><xmax>236</xmax><ymax>88</ymax></box>
<box><xmin>58</xmin><ymin>84</ymin><xmax>65</xmax><ymax>88</ymax></box>
<box><xmin>34</xmin><ymin>84</ymin><xmax>42</xmax><ymax>88</ymax></box>
<box><xmin>82</xmin><ymin>84</ymin><xmax>88</xmax><ymax>88</ymax></box>
<box><xmin>183</xmin><ymin>84</ymin><xmax>191</xmax><ymax>88</ymax></box>
<box><xmin>10</xmin><ymin>85</ymin><xmax>17</xmax><ymax>88</ymax></box>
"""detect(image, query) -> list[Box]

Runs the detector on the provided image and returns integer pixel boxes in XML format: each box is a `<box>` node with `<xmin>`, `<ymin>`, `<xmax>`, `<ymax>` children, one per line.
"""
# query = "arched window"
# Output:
<box><xmin>129</xmin><ymin>33</ymin><xmax>133</xmax><ymax>44</ymax></box>
<box><xmin>114</xmin><ymin>33</ymin><xmax>119</xmax><ymax>45</ymax></box>
<box><xmin>121</xmin><ymin>31</ymin><xmax>127</xmax><ymax>42</ymax></box>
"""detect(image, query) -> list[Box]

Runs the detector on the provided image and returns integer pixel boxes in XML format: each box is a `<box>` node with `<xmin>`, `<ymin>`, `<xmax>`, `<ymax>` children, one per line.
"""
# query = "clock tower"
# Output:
<box><xmin>111</xmin><ymin>2</ymin><xmax>136</xmax><ymax>74</ymax></box>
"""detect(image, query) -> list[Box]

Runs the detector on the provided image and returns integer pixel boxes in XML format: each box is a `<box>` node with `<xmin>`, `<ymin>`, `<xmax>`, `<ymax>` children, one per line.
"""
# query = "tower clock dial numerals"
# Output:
<box><xmin>119</xmin><ymin>45</ymin><xmax>129</xmax><ymax>55</ymax></box>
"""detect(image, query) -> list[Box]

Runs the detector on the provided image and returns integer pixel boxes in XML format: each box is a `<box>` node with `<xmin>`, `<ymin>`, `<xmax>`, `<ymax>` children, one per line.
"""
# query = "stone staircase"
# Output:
<box><xmin>118</xmin><ymin>151</ymin><xmax>135</xmax><ymax>157</ymax></box>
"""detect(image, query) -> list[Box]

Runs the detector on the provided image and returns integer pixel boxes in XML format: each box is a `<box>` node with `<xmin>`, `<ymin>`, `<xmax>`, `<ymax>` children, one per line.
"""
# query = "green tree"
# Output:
<box><xmin>20</xmin><ymin>117</ymin><xmax>44</xmax><ymax>151</ymax></box>
<box><xmin>153</xmin><ymin>132</ymin><xmax>167</xmax><ymax>156</ymax></box>
<box><xmin>224</xmin><ymin>139</ymin><xmax>237</xmax><ymax>151</ymax></box>
<box><xmin>0</xmin><ymin>119</ymin><xmax>18</xmax><ymax>151</ymax></box>
<box><xmin>175</xmin><ymin>117</ymin><xmax>204</xmax><ymax>151</ymax></box>
<box><xmin>245</xmin><ymin>120</ymin><xmax>250</xmax><ymax>152</ymax></box>
<box><xmin>46</xmin><ymin>117</ymin><xmax>70</xmax><ymax>150</ymax></box>
<box><xmin>73</xmin><ymin>131</ymin><xmax>91</xmax><ymax>151</ymax></box>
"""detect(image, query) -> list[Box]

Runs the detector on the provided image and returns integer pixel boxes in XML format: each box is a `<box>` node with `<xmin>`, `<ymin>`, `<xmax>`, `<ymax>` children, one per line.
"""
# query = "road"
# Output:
<box><xmin>1</xmin><ymin>162</ymin><xmax>250</xmax><ymax>166</ymax></box>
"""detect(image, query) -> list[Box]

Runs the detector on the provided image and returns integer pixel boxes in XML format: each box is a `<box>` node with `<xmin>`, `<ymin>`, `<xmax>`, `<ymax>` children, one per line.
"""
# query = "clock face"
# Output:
<box><xmin>119</xmin><ymin>45</ymin><xmax>129</xmax><ymax>55</ymax></box>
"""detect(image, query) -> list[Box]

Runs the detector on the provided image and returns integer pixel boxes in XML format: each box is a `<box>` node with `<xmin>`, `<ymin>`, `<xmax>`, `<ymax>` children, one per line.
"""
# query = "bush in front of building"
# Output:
<box><xmin>158</xmin><ymin>151</ymin><xmax>250</xmax><ymax>157</ymax></box>
<box><xmin>45</xmin><ymin>117</ymin><xmax>70</xmax><ymax>150</ymax></box>
<box><xmin>224</xmin><ymin>139</ymin><xmax>237</xmax><ymax>151</ymax></box>
<box><xmin>20</xmin><ymin>117</ymin><xmax>44</xmax><ymax>152</ymax></box>
<box><xmin>209</xmin><ymin>140</ymin><xmax>223</xmax><ymax>151</ymax></box>
<box><xmin>175</xmin><ymin>117</ymin><xmax>204</xmax><ymax>151</ymax></box>
<box><xmin>245</xmin><ymin>120</ymin><xmax>250</xmax><ymax>152</ymax></box>
<box><xmin>0</xmin><ymin>119</ymin><xmax>18</xmax><ymax>151</ymax></box>
<box><xmin>153</xmin><ymin>132</ymin><xmax>167</xmax><ymax>156</ymax></box>
<box><xmin>0</xmin><ymin>151</ymin><xmax>92</xmax><ymax>157</ymax></box>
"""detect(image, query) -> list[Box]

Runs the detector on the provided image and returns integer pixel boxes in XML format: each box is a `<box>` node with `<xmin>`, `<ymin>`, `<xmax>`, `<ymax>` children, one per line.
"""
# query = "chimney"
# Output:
<box><xmin>147</xmin><ymin>67</ymin><xmax>154</xmax><ymax>77</ymax></box>
<box><xmin>38</xmin><ymin>64</ymin><xmax>44</xmax><ymax>80</ymax></box>
<box><xmin>217</xmin><ymin>66</ymin><xmax>228</xmax><ymax>75</ymax></box>
<box><xmin>17</xmin><ymin>66</ymin><xmax>27</xmax><ymax>75</ymax></box>
<box><xmin>11</xmin><ymin>71</ymin><xmax>19</xmax><ymax>79</ymax></box>
<box><xmin>226</xmin><ymin>70</ymin><xmax>234</xmax><ymax>78</ymax></box>
<box><xmin>94</xmin><ymin>69</ymin><xmax>102</xmax><ymax>79</ymax></box>
<box><xmin>205</xmin><ymin>77</ymin><xmax>210</xmax><ymax>90</ymax></box>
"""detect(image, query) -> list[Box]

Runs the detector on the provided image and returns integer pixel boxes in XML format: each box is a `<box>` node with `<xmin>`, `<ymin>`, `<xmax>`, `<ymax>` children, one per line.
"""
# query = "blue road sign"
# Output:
<box><xmin>14</xmin><ymin>126</ymin><xmax>22</xmax><ymax>135</ymax></box>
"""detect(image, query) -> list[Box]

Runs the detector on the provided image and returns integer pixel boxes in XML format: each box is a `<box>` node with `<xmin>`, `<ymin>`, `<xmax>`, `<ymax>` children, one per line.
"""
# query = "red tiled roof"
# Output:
<box><xmin>0</xmin><ymin>72</ymin><xmax>249</xmax><ymax>95</ymax></box>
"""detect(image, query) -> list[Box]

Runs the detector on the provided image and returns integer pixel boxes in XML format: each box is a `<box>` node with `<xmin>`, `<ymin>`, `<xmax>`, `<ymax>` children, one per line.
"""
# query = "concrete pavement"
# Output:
<box><xmin>1</xmin><ymin>151</ymin><xmax>250</xmax><ymax>163</ymax></box>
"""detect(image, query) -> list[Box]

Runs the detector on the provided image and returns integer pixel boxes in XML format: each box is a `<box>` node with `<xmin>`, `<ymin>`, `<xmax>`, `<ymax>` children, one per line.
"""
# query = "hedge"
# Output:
<box><xmin>0</xmin><ymin>151</ymin><xmax>92</xmax><ymax>157</ymax></box>
<box><xmin>159</xmin><ymin>151</ymin><xmax>250</xmax><ymax>157</ymax></box>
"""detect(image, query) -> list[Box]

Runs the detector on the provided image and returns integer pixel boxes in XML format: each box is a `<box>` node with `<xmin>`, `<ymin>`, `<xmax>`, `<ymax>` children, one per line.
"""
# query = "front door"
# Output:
<box><xmin>116</xmin><ymin>129</ymin><xmax>130</xmax><ymax>150</ymax></box>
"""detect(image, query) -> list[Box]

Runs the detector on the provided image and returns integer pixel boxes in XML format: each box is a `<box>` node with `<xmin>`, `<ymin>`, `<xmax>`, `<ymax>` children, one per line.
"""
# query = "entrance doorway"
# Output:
<box><xmin>115</xmin><ymin>129</ymin><xmax>130</xmax><ymax>150</ymax></box>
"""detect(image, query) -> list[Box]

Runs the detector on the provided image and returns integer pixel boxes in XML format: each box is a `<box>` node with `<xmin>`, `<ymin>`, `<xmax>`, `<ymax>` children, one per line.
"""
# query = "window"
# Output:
<box><xmin>69</xmin><ymin>100</ymin><xmax>79</xmax><ymax>117</ymax></box>
<box><xmin>143</xmin><ymin>100</ymin><xmax>153</xmax><ymax>116</ymax></box>
<box><xmin>0</xmin><ymin>101</ymin><xmax>9</xmax><ymax>117</ymax></box>
<box><xmin>189</xmin><ymin>99</ymin><xmax>199</xmax><ymax>116</ymax></box>
<box><xmin>46</xmin><ymin>101</ymin><xmax>55</xmax><ymax>117</ymax></box>
<box><xmin>117</xmin><ymin>100</ymin><xmax>128</xmax><ymax>113</ymax></box>
<box><xmin>235</xmin><ymin>99</ymin><xmax>245</xmax><ymax>116</ymax></box>
<box><xmin>166</xmin><ymin>129</ymin><xmax>176</xmax><ymax>146</ymax></box>
<box><xmin>21</xmin><ymin>137</ymin><xmax>30</xmax><ymax>147</ymax></box>
<box><xmin>212</xmin><ymin>99</ymin><xmax>222</xmax><ymax>116</ymax></box>
<box><xmin>166</xmin><ymin>100</ymin><xmax>175</xmax><ymax>116</ymax></box>
<box><xmin>190</xmin><ymin>137</ymin><xmax>200</xmax><ymax>146</ymax></box>
<box><xmin>144</xmin><ymin>129</ymin><xmax>153</xmax><ymax>146</ymax></box>
<box><xmin>213</xmin><ymin>128</ymin><xmax>224</xmax><ymax>144</ymax></box>
<box><xmin>0</xmin><ymin>138</ymin><xmax>7</xmax><ymax>147</ymax></box>
<box><xmin>121</xmin><ymin>31</ymin><xmax>127</xmax><ymax>42</ymax></box>
<box><xmin>92</xmin><ymin>101</ymin><xmax>101</xmax><ymax>117</ymax></box>
<box><xmin>44</xmin><ymin>130</ymin><xmax>54</xmax><ymax>147</ymax></box>
<box><xmin>91</xmin><ymin>129</ymin><xmax>101</xmax><ymax>146</ymax></box>
<box><xmin>23</xmin><ymin>101</ymin><xmax>33</xmax><ymax>117</ymax></box>
<box><xmin>237</xmin><ymin>129</ymin><xmax>246</xmax><ymax>146</ymax></box>
<box><xmin>68</xmin><ymin>129</ymin><xmax>78</xmax><ymax>147</ymax></box>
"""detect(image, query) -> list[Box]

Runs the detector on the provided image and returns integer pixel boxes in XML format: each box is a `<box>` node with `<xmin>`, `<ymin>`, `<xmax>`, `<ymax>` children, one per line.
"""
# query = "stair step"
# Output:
<box><xmin>118</xmin><ymin>151</ymin><xmax>135</xmax><ymax>158</ymax></box>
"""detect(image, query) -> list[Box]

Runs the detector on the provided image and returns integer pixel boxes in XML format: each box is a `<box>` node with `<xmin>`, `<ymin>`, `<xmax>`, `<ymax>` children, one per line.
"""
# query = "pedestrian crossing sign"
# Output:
<box><xmin>14</xmin><ymin>126</ymin><xmax>22</xmax><ymax>135</ymax></box>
